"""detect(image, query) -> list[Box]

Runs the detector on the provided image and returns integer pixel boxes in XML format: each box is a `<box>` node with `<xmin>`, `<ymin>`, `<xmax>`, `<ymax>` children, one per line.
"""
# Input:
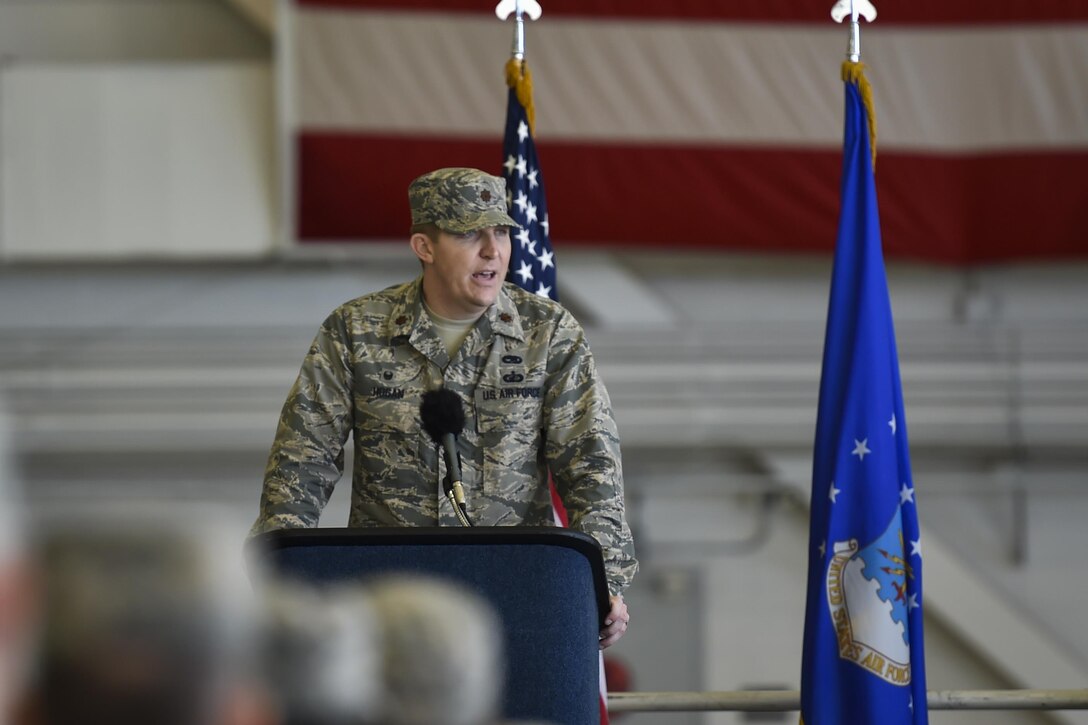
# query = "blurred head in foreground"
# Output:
<box><xmin>17</xmin><ymin>513</ymin><xmax>268</xmax><ymax>725</ymax></box>
<box><xmin>369</xmin><ymin>576</ymin><xmax>503</xmax><ymax>725</ymax></box>
<box><xmin>0</xmin><ymin>399</ymin><xmax>29</xmax><ymax>725</ymax></box>
<box><xmin>259</xmin><ymin>581</ymin><xmax>380</xmax><ymax>725</ymax></box>
<box><xmin>259</xmin><ymin>575</ymin><xmax>503</xmax><ymax>725</ymax></box>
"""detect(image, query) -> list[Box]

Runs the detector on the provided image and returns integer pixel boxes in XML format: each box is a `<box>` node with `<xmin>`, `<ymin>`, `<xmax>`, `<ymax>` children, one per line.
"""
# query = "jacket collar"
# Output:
<box><xmin>481</xmin><ymin>283</ymin><xmax>525</xmax><ymax>343</ymax></box>
<box><xmin>390</xmin><ymin>277</ymin><xmax>525</xmax><ymax>345</ymax></box>
<box><xmin>387</xmin><ymin>278</ymin><xmax>425</xmax><ymax>341</ymax></box>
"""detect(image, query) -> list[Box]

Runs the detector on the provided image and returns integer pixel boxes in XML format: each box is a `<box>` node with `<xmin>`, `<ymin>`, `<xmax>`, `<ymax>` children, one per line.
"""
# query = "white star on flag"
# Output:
<box><xmin>515</xmin><ymin>260</ymin><xmax>534</xmax><ymax>284</ymax></box>
<box><xmin>900</xmin><ymin>483</ymin><xmax>915</xmax><ymax>505</ymax></box>
<box><xmin>517</xmin><ymin>120</ymin><xmax>529</xmax><ymax>143</ymax></box>
<box><xmin>852</xmin><ymin>438</ymin><xmax>871</xmax><ymax>461</ymax></box>
<box><xmin>911</xmin><ymin>539</ymin><xmax>922</xmax><ymax>558</ymax></box>
<box><xmin>829</xmin><ymin>482</ymin><xmax>841</xmax><ymax>503</ymax></box>
<box><xmin>889</xmin><ymin>414</ymin><xmax>897</xmax><ymax>435</ymax></box>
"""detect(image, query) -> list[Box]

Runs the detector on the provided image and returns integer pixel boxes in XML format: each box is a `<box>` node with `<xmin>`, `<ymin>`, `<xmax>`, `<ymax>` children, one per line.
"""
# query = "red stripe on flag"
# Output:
<box><xmin>294</xmin><ymin>0</ymin><xmax>1088</xmax><ymax>25</ymax></box>
<box><xmin>297</xmin><ymin>133</ymin><xmax>1088</xmax><ymax>264</ymax></box>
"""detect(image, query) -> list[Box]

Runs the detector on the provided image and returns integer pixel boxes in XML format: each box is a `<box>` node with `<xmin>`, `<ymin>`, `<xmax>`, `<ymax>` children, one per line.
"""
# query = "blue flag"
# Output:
<box><xmin>502</xmin><ymin>82</ymin><xmax>557</xmax><ymax>302</ymax></box>
<box><xmin>800</xmin><ymin>69</ymin><xmax>928</xmax><ymax>725</ymax></box>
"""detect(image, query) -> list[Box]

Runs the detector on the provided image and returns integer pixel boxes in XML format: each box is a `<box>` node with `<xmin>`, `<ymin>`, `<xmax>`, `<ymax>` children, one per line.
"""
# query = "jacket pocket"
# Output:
<box><xmin>473</xmin><ymin>386</ymin><xmax>544</xmax><ymax>496</ymax></box>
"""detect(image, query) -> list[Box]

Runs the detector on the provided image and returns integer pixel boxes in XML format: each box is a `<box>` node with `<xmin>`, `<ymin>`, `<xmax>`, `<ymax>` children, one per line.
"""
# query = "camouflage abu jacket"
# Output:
<box><xmin>250</xmin><ymin>277</ymin><xmax>637</xmax><ymax>595</ymax></box>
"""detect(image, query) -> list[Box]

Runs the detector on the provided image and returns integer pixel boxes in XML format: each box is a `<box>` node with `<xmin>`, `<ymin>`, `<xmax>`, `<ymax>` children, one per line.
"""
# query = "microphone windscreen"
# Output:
<box><xmin>420</xmin><ymin>388</ymin><xmax>466</xmax><ymax>441</ymax></box>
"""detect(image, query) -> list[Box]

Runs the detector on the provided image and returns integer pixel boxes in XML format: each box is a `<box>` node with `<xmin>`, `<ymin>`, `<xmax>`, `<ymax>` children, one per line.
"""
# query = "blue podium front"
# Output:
<box><xmin>251</xmin><ymin>527</ymin><xmax>609</xmax><ymax>725</ymax></box>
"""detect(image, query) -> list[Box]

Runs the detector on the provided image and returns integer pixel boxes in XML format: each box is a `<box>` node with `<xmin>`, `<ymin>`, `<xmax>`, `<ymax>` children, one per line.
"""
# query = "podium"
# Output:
<box><xmin>250</xmin><ymin>527</ymin><xmax>610</xmax><ymax>725</ymax></box>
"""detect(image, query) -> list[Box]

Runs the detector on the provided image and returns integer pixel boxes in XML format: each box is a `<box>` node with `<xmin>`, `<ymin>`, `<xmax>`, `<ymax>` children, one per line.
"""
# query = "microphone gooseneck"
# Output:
<box><xmin>420</xmin><ymin>388</ymin><xmax>473</xmax><ymax>526</ymax></box>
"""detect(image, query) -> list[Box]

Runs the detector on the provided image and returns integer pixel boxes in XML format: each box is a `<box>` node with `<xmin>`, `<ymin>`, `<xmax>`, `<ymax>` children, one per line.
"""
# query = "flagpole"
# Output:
<box><xmin>496</xmin><ymin>0</ymin><xmax>543</xmax><ymax>61</ymax></box>
<box><xmin>802</xmin><ymin>3</ymin><xmax>929</xmax><ymax>724</ymax></box>
<box><xmin>511</xmin><ymin>4</ymin><xmax>525</xmax><ymax>60</ymax></box>
<box><xmin>831</xmin><ymin>0</ymin><xmax>877</xmax><ymax>61</ymax></box>
<box><xmin>495</xmin><ymin>3</ymin><xmax>608</xmax><ymax>722</ymax></box>
<box><xmin>849</xmin><ymin>13</ymin><xmax>860</xmax><ymax>62</ymax></box>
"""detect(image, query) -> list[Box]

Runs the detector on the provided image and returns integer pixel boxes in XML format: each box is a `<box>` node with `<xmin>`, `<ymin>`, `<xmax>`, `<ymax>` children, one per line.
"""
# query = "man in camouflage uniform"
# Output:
<box><xmin>251</xmin><ymin>167</ymin><xmax>636</xmax><ymax>647</ymax></box>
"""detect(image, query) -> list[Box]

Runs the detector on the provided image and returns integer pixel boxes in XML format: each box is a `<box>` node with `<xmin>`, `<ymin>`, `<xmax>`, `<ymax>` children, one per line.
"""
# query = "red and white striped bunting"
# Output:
<box><xmin>291</xmin><ymin>1</ymin><xmax>1088</xmax><ymax>263</ymax></box>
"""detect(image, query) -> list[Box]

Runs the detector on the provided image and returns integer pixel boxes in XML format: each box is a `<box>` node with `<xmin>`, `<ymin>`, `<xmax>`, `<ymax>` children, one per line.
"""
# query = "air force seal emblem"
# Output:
<box><xmin>826</xmin><ymin>509</ymin><xmax>912</xmax><ymax>686</ymax></box>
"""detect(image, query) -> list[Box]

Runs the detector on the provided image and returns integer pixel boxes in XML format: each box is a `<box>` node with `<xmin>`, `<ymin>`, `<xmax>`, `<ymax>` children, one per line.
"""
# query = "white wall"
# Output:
<box><xmin>0</xmin><ymin>0</ymin><xmax>269</xmax><ymax>62</ymax></box>
<box><xmin>0</xmin><ymin>62</ymin><xmax>276</xmax><ymax>260</ymax></box>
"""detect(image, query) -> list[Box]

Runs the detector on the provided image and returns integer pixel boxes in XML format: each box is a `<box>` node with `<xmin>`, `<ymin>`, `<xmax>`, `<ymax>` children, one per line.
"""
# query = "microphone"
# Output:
<box><xmin>420</xmin><ymin>388</ymin><xmax>472</xmax><ymax>527</ymax></box>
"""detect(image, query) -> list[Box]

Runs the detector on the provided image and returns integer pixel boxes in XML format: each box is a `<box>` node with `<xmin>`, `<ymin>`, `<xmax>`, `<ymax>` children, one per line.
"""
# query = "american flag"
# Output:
<box><xmin>502</xmin><ymin>65</ymin><xmax>556</xmax><ymax>303</ymax></box>
<box><xmin>501</xmin><ymin>60</ymin><xmax>568</xmax><ymax>528</ymax></box>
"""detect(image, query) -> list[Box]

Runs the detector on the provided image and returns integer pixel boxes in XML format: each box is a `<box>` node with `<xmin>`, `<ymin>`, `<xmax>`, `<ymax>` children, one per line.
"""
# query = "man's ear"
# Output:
<box><xmin>409</xmin><ymin>233</ymin><xmax>435</xmax><ymax>264</ymax></box>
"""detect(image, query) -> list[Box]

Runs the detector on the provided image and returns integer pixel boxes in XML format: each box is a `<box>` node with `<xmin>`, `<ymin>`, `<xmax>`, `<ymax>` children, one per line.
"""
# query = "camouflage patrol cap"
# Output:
<box><xmin>409</xmin><ymin>167</ymin><xmax>521</xmax><ymax>234</ymax></box>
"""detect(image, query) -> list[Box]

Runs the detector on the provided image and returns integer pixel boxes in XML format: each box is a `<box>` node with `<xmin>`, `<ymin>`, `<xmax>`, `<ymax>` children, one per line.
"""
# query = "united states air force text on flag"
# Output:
<box><xmin>799</xmin><ymin>62</ymin><xmax>928</xmax><ymax>725</ymax></box>
<box><xmin>502</xmin><ymin>76</ymin><xmax>556</xmax><ymax>302</ymax></box>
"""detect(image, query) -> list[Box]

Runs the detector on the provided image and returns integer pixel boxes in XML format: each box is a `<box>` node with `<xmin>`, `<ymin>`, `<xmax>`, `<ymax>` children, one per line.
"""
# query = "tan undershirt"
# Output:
<box><xmin>423</xmin><ymin>300</ymin><xmax>481</xmax><ymax>360</ymax></box>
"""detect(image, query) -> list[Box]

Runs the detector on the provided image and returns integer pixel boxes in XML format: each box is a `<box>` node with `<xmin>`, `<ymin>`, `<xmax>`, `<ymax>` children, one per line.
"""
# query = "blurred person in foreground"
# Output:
<box><xmin>259</xmin><ymin>575</ymin><xmax>552</xmax><ymax>725</ymax></box>
<box><xmin>0</xmin><ymin>399</ymin><xmax>31</xmax><ymax>725</ymax></box>
<box><xmin>14</xmin><ymin>514</ymin><xmax>272</xmax><ymax>725</ymax></box>
<box><xmin>258</xmin><ymin>581</ymin><xmax>380</xmax><ymax>725</ymax></box>
<box><xmin>250</xmin><ymin>167</ymin><xmax>635</xmax><ymax>647</ymax></box>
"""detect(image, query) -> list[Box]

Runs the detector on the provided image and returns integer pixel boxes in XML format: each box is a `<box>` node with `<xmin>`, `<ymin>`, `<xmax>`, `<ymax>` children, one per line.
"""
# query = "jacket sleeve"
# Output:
<box><xmin>543</xmin><ymin>311</ymin><xmax>638</xmax><ymax>596</ymax></box>
<box><xmin>249</xmin><ymin>311</ymin><xmax>355</xmax><ymax>537</ymax></box>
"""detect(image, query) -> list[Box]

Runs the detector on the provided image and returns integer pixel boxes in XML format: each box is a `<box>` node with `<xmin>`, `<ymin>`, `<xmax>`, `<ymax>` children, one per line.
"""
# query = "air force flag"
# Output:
<box><xmin>800</xmin><ymin>64</ymin><xmax>928</xmax><ymax>725</ymax></box>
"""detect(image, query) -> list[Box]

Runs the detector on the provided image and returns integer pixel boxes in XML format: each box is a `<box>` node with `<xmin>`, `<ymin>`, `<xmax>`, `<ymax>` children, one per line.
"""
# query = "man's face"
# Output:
<box><xmin>417</xmin><ymin>226</ymin><xmax>511</xmax><ymax>319</ymax></box>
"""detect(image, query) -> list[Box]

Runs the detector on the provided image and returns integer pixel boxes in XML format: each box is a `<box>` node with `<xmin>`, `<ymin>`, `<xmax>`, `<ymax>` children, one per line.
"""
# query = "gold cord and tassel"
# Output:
<box><xmin>505</xmin><ymin>57</ymin><xmax>536</xmax><ymax>136</ymax></box>
<box><xmin>842</xmin><ymin>60</ymin><xmax>878</xmax><ymax>171</ymax></box>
